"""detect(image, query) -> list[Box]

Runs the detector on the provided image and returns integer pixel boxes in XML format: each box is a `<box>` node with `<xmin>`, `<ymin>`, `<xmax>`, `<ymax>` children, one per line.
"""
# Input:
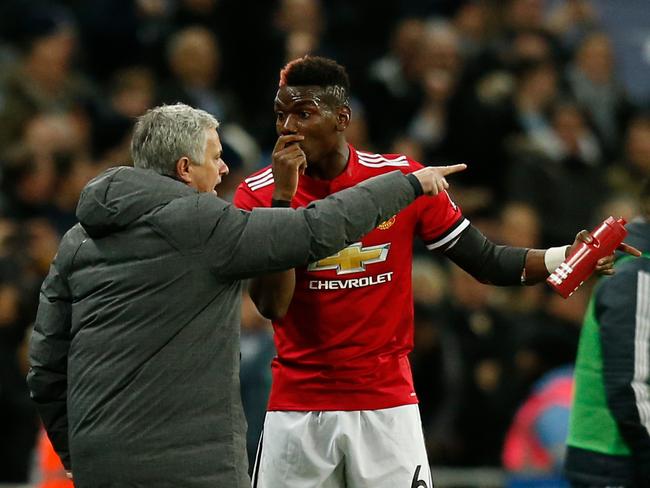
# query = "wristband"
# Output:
<box><xmin>271</xmin><ymin>199</ymin><xmax>291</xmax><ymax>208</ymax></box>
<box><xmin>544</xmin><ymin>245</ymin><xmax>570</xmax><ymax>273</ymax></box>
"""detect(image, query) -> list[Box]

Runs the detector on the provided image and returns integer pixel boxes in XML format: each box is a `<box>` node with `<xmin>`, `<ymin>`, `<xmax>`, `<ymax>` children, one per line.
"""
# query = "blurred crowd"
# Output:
<box><xmin>1</xmin><ymin>0</ymin><xmax>649</xmax><ymax>483</ymax></box>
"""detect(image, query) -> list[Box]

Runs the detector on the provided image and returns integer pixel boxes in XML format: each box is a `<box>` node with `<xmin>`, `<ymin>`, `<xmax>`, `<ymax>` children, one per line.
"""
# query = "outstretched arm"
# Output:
<box><xmin>444</xmin><ymin>226</ymin><xmax>641</xmax><ymax>286</ymax></box>
<box><xmin>206</xmin><ymin>164</ymin><xmax>465</xmax><ymax>281</ymax></box>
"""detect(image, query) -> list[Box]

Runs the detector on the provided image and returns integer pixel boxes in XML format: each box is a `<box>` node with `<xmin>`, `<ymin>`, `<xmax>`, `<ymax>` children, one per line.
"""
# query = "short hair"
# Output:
<box><xmin>131</xmin><ymin>103</ymin><xmax>219</xmax><ymax>176</ymax></box>
<box><xmin>279</xmin><ymin>56</ymin><xmax>350</xmax><ymax>105</ymax></box>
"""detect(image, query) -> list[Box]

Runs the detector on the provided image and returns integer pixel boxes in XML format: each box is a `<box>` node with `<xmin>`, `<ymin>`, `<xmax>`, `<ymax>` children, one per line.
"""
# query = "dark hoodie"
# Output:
<box><xmin>27</xmin><ymin>166</ymin><xmax>418</xmax><ymax>487</ymax></box>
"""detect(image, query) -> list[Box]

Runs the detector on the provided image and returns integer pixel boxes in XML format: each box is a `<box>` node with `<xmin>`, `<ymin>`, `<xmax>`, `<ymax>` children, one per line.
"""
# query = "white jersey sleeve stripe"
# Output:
<box><xmin>358</xmin><ymin>160</ymin><xmax>411</xmax><ymax>168</ymax></box>
<box><xmin>357</xmin><ymin>150</ymin><xmax>405</xmax><ymax>158</ymax></box>
<box><xmin>250</xmin><ymin>180</ymin><xmax>275</xmax><ymax>192</ymax></box>
<box><xmin>245</xmin><ymin>167</ymin><xmax>273</xmax><ymax>184</ymax></box>
<box><xmin>425</xmin><ymin>218</ymin><xmax>470</xmax><ymax>250</ymax></box>
<box><xmin>358</xmin><ymin>156</ymin><xmax>408</xmax><ymax>164</ymax></box>
<box><xmin>249</xmin><ymin>174</ymin><xmax>275</xmax><ymax>191</ymax></box>
<box><xmin>356</xmin><ymin>149</ymin><xmax>410</xmax><ymax>167</ymax></box>
<box><xmin>358</xmin><ymin>153</ymin><xmax>408</xmax><ymax>162</ymax></box>
<box><xmin>633</xmin><ymin>270</ymin><xmax>650</xmax><ymax>437</ymax></box>
<box><xmin>248</xmin><ymin>174</ymin><xmax>273</xmax><ymax>188</ymax></box>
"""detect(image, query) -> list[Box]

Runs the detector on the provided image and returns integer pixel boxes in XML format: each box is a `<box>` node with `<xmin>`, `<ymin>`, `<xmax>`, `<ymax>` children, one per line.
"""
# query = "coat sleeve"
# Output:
<box><xmin>199</xmin><ymin>170</ymin><xmax>417</xmax><ymax>280</ymax></box>
<box><xmin>597</xmin><ymin>265</ymin><xmax>650</xmax><ymax>479</ymax></box>
<box><xmin>26</xmin><ymin>253</ymin><xmax>73</xmax><ymax>470</ymax></box>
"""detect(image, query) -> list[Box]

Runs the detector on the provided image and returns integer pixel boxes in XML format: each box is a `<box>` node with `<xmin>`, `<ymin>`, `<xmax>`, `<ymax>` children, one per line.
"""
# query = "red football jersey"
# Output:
<box><xmin>234</xmin><ymin>145</ymin><xmax>467</xmax><ymax>411</ymax></box>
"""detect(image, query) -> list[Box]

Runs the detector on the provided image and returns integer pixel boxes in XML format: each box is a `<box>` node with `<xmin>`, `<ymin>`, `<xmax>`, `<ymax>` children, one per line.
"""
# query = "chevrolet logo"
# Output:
<box><xmin>308</xmin><ymin>242</ymin><xmax>390</xmax><ymax>275</ymax></box>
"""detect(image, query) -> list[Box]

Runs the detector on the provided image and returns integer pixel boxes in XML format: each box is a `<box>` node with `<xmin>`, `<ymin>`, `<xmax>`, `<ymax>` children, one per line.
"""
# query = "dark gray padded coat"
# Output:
<box><xmin>27</xmin><ymin>166</ymin><xmax>417</xmax><ymax>488</ymax></box>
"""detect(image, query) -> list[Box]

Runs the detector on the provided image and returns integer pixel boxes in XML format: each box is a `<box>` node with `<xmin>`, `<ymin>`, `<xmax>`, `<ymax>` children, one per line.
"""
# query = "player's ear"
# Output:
<box><xmin>175</xmin><ymin>157</ymin><xmax>193</xmax><ymax>184</ymax></box>
<box><xmin>336</xmin><ymin>106</ymin><xmax>351</xmax><ymax>131</ymax></box>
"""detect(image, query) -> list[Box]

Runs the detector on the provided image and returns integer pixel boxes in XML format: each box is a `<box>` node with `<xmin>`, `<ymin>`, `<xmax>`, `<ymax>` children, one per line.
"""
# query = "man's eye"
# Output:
<box><xmin>276</xmin><ymin>112</ymin><xmax>285</xmax><ymax>121</ymax></box>
<box><xmin>300</xmin><ymin>112</ymin><xmax>311</xmax><ymax>119</ymax></box>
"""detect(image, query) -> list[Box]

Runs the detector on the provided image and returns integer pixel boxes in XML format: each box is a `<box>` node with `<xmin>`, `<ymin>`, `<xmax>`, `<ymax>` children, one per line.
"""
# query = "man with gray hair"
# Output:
<box><xmin>26</xmin><ymin>103</ymin><xmax>465</xmax><ymax>487</ymax></box>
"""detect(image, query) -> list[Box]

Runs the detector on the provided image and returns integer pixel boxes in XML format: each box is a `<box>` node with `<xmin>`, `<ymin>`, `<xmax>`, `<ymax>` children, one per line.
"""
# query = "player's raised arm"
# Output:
<box><xmin>247</xmin><ymin>135</ymin><xmax>306</xmax><ymax>319</ymax></box>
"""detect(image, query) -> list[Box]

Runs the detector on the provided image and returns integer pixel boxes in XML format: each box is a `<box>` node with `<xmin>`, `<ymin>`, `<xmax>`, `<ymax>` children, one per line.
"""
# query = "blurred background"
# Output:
<box><xmin>0</xmin><ymin>0</ymin><xmax>649</xmax><ymax>486</ymax></box>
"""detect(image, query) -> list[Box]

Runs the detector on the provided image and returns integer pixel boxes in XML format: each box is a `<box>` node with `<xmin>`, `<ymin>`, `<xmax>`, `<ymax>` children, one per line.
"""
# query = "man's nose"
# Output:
<box><xmin>219</xmin><ymin>160</ymin><xmax>229</xmax><ymax>175</ymax></box>
<box><xmin>280</xmin><ymin>114</ymin><xmax>298</xmax><ymax>134</ymax></box>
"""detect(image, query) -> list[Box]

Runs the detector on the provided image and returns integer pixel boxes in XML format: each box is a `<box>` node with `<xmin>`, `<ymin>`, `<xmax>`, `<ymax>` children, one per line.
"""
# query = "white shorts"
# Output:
<box><xmin>252</xmin><ymin>404</ymin><xmax>433</xmax><ymax>488</ymax></box>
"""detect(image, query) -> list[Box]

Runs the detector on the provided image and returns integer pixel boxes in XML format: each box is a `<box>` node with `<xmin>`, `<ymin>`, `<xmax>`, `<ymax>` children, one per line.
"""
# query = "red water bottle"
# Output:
<box><xmin>546</xmin><ymin>217</ymin><xmax>627</xmax><ymax>298</ymax></box>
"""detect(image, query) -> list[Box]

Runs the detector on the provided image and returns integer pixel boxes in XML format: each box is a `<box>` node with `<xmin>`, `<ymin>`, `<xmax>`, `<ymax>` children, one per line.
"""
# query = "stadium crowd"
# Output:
<box><xmin>0</xmin><ymin>0</ymin><xmax>649</xmax><ymax>484</ymax></box>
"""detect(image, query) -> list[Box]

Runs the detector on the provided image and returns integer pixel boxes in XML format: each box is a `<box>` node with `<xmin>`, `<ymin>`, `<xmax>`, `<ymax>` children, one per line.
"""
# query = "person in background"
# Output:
<box><xmin>565</xmin><ymin>179</ymin><xmax>650</xmax><ymax>487</ymax></box>
<box><xmin>503</xmin><ymin>365</ymin><xmax>574</xmax><ymax>483</ymax></box>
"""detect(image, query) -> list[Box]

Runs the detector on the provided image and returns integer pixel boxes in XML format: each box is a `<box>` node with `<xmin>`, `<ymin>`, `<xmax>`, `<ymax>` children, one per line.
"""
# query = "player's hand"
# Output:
<box><xmin>569</xmin><ymin>230</ymin><xmax>642</xmax><ymax>276</ymax></box>
<box><xmin>272</xmin><ymin>134</ymin><xmax>307</xmax><ymax>201</ymax></box>
<box><xmin>65</xmin><ymin>470</ymin><xmax>73</xmax><ymax>479</ymax></box>
<box><xmin>412</xmin><ymin>164</ymin><xmax>467</xmax><ymax>196</ymax></box>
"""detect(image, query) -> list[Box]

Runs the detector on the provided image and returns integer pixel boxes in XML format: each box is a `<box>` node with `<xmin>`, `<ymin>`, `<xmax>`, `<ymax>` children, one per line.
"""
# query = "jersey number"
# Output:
<box><xmin>411</xmin><ymin>465</ymin><xmax>429</xmax><ymax>488</ymax></box>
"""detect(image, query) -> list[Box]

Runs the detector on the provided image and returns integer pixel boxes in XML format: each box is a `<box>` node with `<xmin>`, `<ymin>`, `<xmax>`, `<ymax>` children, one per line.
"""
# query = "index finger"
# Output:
<box><xmin>618</xmin><ymin>242</ymin><xmax>642</xmax><ymax>257</ymax></box>
<box><xmin>438</xmin><ymin>163</ymin><xmax>468</xmax><ymax>176</ymax></box>
<box><xmin>273</xmin><ymin>134</ymin><xmax>305</xmax><ymax>152</ymax></box>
